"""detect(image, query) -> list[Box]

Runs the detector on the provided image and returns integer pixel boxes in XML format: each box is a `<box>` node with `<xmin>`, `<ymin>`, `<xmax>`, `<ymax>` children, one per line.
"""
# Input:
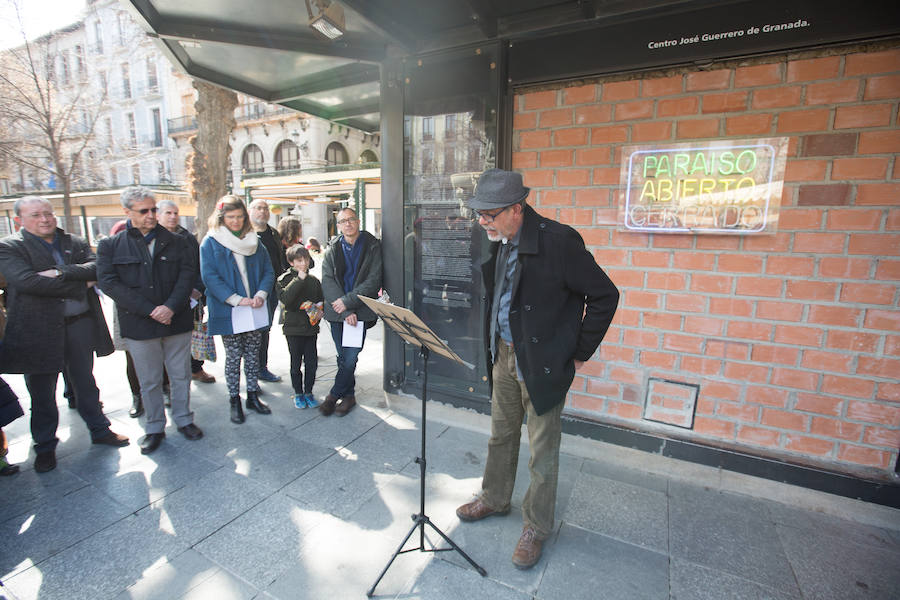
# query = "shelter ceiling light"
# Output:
<box><xmin>305</xmin><ymin>0</ymin><xmax>345</xmax><ymax>40</ymax></box>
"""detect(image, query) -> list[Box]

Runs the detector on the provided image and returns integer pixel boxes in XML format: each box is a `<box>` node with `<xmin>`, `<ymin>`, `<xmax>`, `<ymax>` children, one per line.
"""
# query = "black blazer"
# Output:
<box><xmin>97</xmin><ymin>224</ymin><xmax>196</xmax><ymax>341</ymax></box>
<box><xmin>0</xmin><ymin>228</ymin><xmax>113</xmax><ymax>374</ymax></box>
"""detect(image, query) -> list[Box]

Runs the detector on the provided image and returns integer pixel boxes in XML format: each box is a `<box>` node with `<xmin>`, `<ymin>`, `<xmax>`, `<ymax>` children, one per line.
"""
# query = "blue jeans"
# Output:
<box><xmin>328</xmin><ymin>321</ymin><xmax>366</xmax><ymax>399</ymax></box>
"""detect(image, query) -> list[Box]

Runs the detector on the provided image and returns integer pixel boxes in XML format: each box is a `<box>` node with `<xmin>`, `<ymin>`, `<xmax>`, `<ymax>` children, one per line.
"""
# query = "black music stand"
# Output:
<box><xmin>359</xmin><ymin>296</ymin><xmax>486</xmax><ymax>597</ymax></box>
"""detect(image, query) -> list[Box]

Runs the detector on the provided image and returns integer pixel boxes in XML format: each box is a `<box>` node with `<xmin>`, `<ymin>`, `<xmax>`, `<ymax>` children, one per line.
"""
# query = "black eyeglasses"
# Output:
<box><xmin>337</xmin><ymin>217</ymin><xmax>358</xmax><ymax>225</ymax></box>
<box><xmin>132</xmin><ymin>207</ymin><xmax>158</xmax><ymax>215</ymax></box>
<box><xmin>472</xmin><ymin>203</ymin><xmax>515</xmax><ymax>224</ymax></box>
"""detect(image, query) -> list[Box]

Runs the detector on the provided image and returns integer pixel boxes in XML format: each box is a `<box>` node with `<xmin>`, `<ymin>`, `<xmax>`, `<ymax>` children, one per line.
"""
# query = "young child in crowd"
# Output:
<box><xmin>277</xmin><ymin>244</ymin><xmax>324</xmax><ymax>409</ymax></box>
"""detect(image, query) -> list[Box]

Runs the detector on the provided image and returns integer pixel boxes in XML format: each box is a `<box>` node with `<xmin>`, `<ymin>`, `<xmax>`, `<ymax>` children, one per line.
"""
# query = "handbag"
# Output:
<box><xmin>190</xmin><ymin>318</ymin><xmax>217</xmax><ymax>362</ymax></box>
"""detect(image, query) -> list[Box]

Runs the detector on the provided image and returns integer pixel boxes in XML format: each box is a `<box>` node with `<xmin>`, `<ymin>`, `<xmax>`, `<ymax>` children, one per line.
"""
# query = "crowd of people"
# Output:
<box><xmin>0</xmin><ymin>169</ymin><xmax>618</xmax><ymax>571</ymax></box>
<box><xmin>0</xmin><ymin>188</ymin><xmax>381</xmax><ymax>465</ymax></box>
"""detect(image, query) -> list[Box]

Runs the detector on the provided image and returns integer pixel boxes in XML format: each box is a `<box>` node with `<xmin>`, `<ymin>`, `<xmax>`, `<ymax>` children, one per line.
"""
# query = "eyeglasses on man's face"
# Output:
<box><xmin>337</xmin><ymin>217</ymin><xmax>358</xmax><ymax>226</ymax></box>
<box><xmin>23</xmin><ymin>210</ymin><xmax>55</xmax><ymax>220</ymax></box>
<box><xmin>131</xmin><ymin>206</ymin><xmax>158</xmax><ymax>215</ymax></box>
<box><xmin>472</xmin><ymin>203</ymin><xmax>514</xmax><ymax>224</ymax></box>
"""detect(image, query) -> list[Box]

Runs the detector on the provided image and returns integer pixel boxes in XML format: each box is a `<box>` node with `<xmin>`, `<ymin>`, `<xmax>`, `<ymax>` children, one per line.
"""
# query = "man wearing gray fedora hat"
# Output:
<box><xmin>456</xmin><ymin>168</ymin><xmax>619</xmax><ymax>569</ymax></box>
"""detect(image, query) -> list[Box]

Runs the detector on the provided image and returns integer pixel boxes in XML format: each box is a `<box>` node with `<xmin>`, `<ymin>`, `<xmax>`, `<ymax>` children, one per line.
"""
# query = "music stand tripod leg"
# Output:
<box><xmin>366</xmin><ymin>346</ymin><xmax>486</xmax><ymax>597</ymax></box>
<box><xmin>421</xmin><ymin>517</ymin><xmax>488</xmax><ymax>576</ymax></box>
<box><xmin>366</xmin><ymin>516</ymin><xmax>424</xmax><ymax>597</ymax></box>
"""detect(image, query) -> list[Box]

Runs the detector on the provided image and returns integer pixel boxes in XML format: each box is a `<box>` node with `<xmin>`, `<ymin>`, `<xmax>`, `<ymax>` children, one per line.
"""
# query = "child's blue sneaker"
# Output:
<box><xmin>293</xmin><ymin>394</ymin><xmax>307</xmax><ymax>409</ymax></box>
<box><xmin>304</xmin><ymin>394</ymin><xmax>319</xmax><ymax>409</ymax></box>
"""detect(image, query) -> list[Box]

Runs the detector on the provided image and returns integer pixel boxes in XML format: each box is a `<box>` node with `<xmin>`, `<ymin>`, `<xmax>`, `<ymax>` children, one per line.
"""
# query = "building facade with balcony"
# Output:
<box><xmin>83</xmin><ymin>0</ymin><xmax>176</xmax><ymax>188</ymax></box>
<box><xmin>0</xmin><ymin>21</ymin><xmax>90</xmax><ymax>196</ymax></box>
<box><xmin>2</xmin><ymin>2</ymin><xmax>380</xmax><ymax>244</ymax></box>
<box><xmin>0</xmin><ymin>0</ymin><xmax>178</xmax><ymax>199</ymax></box>
<box><xmin>166</xmin><ymin>77</ymin><xmax>382</xmax><ymax>242</ymax></box>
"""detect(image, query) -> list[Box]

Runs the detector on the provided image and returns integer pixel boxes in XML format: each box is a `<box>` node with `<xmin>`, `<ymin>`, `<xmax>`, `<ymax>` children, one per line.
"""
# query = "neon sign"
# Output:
<box><xmin>619</xmin><ymin>138</ymin><xmax>787</xmax><ymax>234</ymax></box>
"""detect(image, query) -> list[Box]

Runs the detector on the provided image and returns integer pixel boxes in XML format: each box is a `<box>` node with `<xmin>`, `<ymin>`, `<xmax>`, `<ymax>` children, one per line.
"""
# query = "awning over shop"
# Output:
<box><xmin>124</xmin><ymin>0</ymin><xmax>899</xmax><ymax>135</ymax></box>
<box><xmin>241</xmin><ymin>166</ymin><xmax>380</xmax><ymax>205</ymax></box>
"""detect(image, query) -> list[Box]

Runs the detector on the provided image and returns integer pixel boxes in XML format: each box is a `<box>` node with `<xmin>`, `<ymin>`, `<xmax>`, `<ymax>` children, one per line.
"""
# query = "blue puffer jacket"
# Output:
<box><xmin>200</xmin><ymin>234</ymin><xmax>275</xmax><ymax>336</ymax></box>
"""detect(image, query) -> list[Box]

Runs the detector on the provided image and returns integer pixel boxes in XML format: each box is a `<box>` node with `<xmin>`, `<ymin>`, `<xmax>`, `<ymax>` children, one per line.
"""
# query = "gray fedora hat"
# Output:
<box><xmin>468</xmin><ymin>168</ymin><xmax>530</xmax><ymax>210</ymax></box>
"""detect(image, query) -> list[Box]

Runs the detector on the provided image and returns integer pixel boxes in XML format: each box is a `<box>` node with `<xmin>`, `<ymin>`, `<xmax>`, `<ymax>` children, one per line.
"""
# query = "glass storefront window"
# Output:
<box><xmin>401</xmin><ymin>44</ymin><xmax>501</xmax><ymax>403</ymax></box>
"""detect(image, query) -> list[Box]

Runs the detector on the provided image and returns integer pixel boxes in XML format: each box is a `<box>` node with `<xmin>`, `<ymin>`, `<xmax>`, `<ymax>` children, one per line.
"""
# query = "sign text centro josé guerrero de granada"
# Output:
<box><xmin>618</xmin><ymin>137</ymin><xmax>788</xmax><ymax>235</ymax></box>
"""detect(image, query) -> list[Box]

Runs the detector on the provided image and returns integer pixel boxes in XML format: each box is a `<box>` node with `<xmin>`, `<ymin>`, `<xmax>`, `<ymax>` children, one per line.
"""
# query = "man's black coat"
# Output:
<box><xmin>96</xmin><ymin>224</ymin><xmax>196</xmax><ymax>340</ymax></box>
<box><xmin>0</xmin><ymin>228</ymin><xmax>113</xmax><ymax>374</ymax></box>
<box><xmin>481</xmin><ymin>204</ymin><xmax>619</xmax><ymax>415</ymax></box>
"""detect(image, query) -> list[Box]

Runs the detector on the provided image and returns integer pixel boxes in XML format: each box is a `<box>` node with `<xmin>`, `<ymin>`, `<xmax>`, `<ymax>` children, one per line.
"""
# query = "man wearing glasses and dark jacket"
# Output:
<box><xmin>97</xmin><ymin>186</ymin><xmax>204</xmax><ymax>455</ymax></box>
<box><xmin>319</xmin><ymin>207</ymin><xmax>382</xmax><ymax>417</ymax></box>
<box><xmin>456</xmin><ymin>169</ymin><xmax>619</xmax><ymax>570</ymax></box>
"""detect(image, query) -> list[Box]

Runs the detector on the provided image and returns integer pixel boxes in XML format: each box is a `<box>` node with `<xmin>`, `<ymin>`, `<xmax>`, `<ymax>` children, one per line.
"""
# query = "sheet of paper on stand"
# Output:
<box><xmin>359</xmin><ymin>295</ymin><xmax>474</xmax><ymax>369</ymax></box>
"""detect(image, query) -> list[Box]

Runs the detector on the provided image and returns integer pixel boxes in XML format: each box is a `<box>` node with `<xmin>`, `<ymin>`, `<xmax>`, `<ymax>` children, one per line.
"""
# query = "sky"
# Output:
<box><xmin>0</xmin><ymin>0</ymin><xmax>87</xmax><ymax>49</ymax></box>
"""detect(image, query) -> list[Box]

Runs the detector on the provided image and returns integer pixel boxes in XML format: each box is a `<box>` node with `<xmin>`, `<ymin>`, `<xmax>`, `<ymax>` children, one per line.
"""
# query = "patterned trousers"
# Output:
<box><xmin>221</xmin><ymin>330</ymin><xmax>262</xmax><ymax>398</ymax></box>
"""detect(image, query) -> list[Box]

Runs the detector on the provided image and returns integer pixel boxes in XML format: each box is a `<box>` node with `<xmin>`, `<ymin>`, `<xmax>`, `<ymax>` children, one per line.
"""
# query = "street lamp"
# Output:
<box><xmin>305</xmin><ymin>0</ymin><xmax>345</xmax><ymax>40</ymax></box>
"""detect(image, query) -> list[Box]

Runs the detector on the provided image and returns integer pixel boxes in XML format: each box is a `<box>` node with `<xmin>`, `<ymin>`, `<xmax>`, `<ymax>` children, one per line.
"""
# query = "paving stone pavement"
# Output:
<box><xmin>2</xmin><ymin>299</ymin><xmax>900</xmax><ymax>599</ymax></box>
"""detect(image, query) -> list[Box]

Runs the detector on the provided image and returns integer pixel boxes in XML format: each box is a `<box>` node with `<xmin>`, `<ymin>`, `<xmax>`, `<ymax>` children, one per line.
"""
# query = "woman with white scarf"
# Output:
<box><xmin>200</xmin><ymin>196</ymin><xmax>275</xmax><ymax>423</ymax></box>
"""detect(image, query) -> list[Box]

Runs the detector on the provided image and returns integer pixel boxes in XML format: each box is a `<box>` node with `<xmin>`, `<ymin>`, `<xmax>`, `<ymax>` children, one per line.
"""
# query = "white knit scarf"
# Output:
<box><xmin>207</xmin><ymin>227</ymin><xmax>260</xmax><ymax>299</ymax></box>
<box><xmin>208</xmin><ymin>227</ymin><xmax>259</xmax><ymax>256</ymax></box>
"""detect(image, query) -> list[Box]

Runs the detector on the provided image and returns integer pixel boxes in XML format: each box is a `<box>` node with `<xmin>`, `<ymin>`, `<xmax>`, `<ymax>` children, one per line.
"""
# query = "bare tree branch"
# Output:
<box><xmin>0</xmin><ymin>0</ymin><xmax>107</xmax><ymax>229</ymax></box>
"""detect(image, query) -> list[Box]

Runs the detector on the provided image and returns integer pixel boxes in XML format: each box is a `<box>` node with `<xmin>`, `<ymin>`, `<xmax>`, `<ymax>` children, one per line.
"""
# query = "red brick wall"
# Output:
<box><xmin>512</xmin><ymin>47</ymin><xmax>900</xmax><ymax>475</ymax></box>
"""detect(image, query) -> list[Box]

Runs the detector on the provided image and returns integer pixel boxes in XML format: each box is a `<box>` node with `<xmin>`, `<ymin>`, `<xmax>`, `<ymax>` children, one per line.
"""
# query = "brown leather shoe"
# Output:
<box><xmin>319</xmin><ymin>394</ymin><xmax>338</xmax><ymax>416</ymax></box>
<box><xmin>511</xmin><ymin>526</ymin><xmax>544</xmax><ymax>570</ymax></box>
<box><xmin>192</xmin><ymin>370</ymin><xmax>216</xmax><ymax>383</ymax></box>
<box><xmin>334</xmin><ymin>395</ymin><xmax>356</xmax><ymax>416</ymax></box>
<box><xmin>455</xmin><ymin>497</ymin><xmax>510</xmax><ymax>522</ymax></box>
<box><xmin>92</xmin><ymin>431</ymin><xmax>130</xmax><ymax>447</ymax></box>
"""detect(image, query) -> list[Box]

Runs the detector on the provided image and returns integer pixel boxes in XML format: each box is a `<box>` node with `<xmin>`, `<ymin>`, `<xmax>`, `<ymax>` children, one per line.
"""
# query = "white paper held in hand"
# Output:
<box><xmin>231</xmin><ymin>304</ymin><xmax>269</xmax><ymax>334</ymax></box>
<box><xmin>342</xmin><ymin>320</ymin><xmax>364</xmax><ymax>348</ymax></box>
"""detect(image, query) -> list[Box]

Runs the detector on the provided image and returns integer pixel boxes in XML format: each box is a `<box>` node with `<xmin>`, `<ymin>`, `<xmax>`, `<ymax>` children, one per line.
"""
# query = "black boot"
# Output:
<box><xmin>230</xmin><ymin>396</ymin><xmax>245</xmax><ymax>424</ymax></box>
<box><xmin>129</xmin><ymin>394</ymin><xmax>144</xmax><ymax>418</ymax></box>
<box><xmin>246</xmin><ymin>390</ymin><xmax>271</xmax><ymax>414</ymax></box>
